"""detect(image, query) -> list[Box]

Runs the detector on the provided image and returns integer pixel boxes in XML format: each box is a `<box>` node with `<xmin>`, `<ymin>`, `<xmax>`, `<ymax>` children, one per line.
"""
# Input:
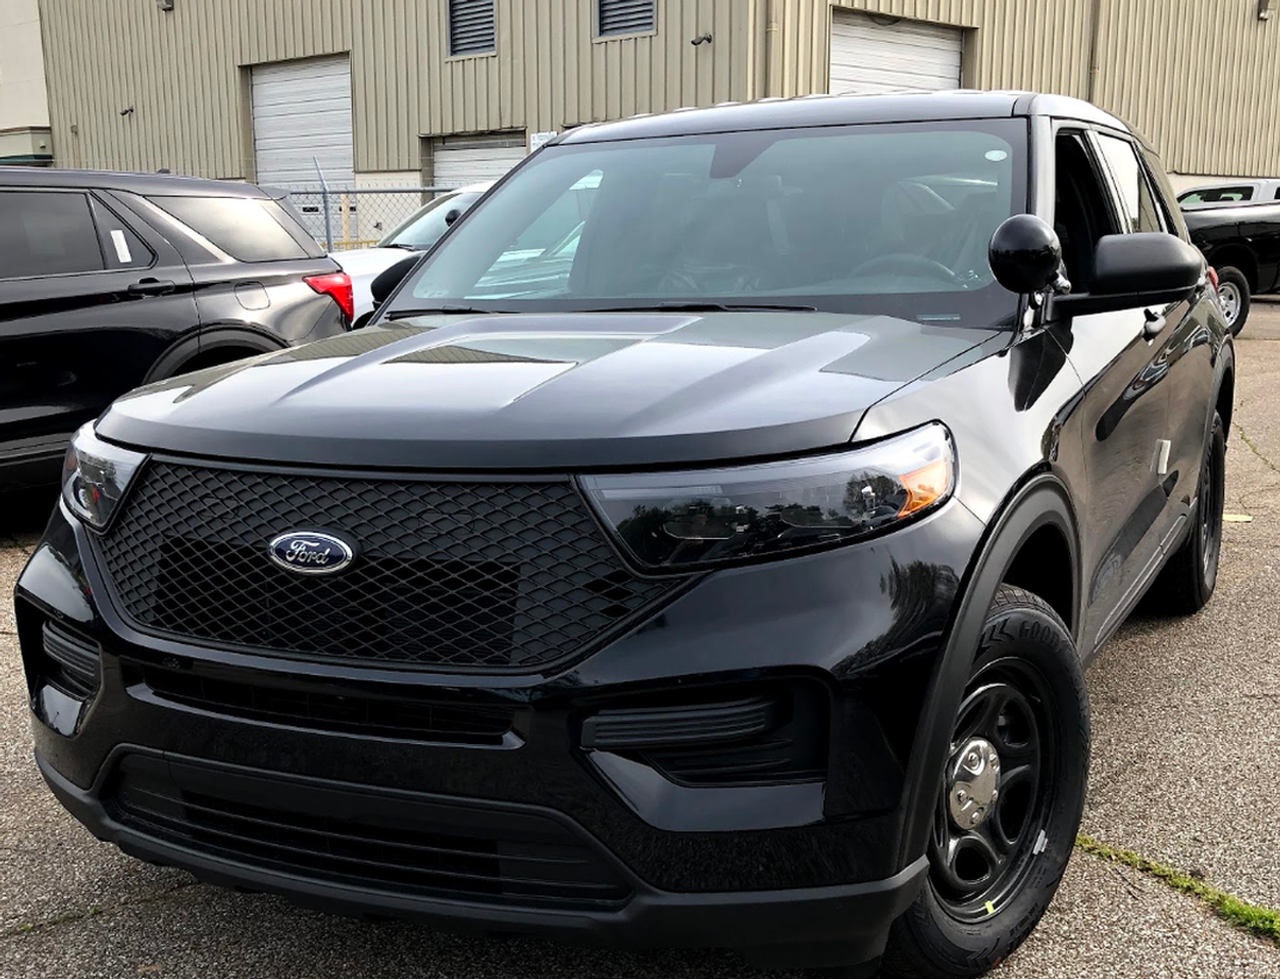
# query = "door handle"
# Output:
<box><xmin>127</xmin><ymin>277</ymin><xmax>177</xmax><ymax>297</ymax></box>
<box><xmin>1143</xmin><ymin>309</ymin><xmax>1166</xmax><ymax>340</ymax></box>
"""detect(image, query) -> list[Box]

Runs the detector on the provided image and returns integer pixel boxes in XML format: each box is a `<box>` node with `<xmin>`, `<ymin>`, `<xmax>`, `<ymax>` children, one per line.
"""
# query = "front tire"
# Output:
<box><xmin>1154</xmin><ymin>411</ymin><xmax>1226</xmax><ymax>615</ymax></box>
<box><xmin>1217</xmin><ymin>267</ymin><xmax>1251</xmax><ymax>336</ymax></box>
<box><xmin>882</xmin><ymin>585</ymin><xmax>1089</xmax><ymax>979</ymax></box>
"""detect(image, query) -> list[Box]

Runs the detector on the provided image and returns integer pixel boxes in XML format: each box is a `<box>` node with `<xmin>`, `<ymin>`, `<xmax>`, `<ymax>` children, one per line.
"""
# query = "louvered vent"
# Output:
<box><xmin>450</xmin><ymin>0</ymin><xmax>496</xmax><ymax>56</ymax></box>
<box><xmin>598</xmin><ymin>0</ymin><xmax>655</xmax><ymax>37</ymax></box>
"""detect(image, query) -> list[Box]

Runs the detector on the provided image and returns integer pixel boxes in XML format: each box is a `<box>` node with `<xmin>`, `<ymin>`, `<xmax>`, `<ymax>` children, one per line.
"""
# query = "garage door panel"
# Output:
<box><xmin>829</xmin><ymin>12</ymin><xmax>962</xmax><ymax>96</ymax></box>
<box><xmin>252</xmin><ymin>55</ymin><xmax>354</xmax><ymax>189</ymax></box>
<box><xmin>434</xmin><ymin>141</ymin><xmax>528</xmax><ymax>188</ymax></box>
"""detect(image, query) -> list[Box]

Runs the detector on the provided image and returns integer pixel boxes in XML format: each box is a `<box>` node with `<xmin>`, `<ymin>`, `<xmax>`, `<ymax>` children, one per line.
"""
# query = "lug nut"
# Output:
<box><xmin>970</xmin><ymin>810</ymin><xmax>984</xmax><ymax>825</ymax></box>
<box><xmin>956</xmin><ymin>789</ymin><xmax>968</xmax><ymax>803</ymax></box>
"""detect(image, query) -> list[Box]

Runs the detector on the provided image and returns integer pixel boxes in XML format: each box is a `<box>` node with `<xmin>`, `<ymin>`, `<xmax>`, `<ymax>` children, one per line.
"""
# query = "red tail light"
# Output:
<box><xmin>1207</xmin><ymin>267</ymin><xmax>1220</xmax><ymax>291</ymax></box>
<box><xmin>305</xmin><ymin>272</ymin><xmax>354</xmax><ymax>323</ymax></box>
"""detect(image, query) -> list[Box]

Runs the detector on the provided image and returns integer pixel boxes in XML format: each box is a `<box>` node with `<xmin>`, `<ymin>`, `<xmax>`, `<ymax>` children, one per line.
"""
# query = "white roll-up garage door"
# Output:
<box><xmin>828</xmin><ymin>12</ymin><xmax>963</xmax><ymax>96</ymax></box>
<box><xmin>252</xmin><ymin>55</ymin><xmax>354</xmax><ymax>189</ymax></box>
<box><xmin>433</xmin><ymin>134</ymin><xmax>527</xmax><ymax>189</ymax></box>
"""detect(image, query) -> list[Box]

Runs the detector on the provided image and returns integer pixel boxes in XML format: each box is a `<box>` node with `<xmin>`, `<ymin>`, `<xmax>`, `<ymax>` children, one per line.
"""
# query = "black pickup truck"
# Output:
<box><xmin>1182</xmin><ymin>200</ymin><xmax>1280</xmax><ymax>334</ymax></box>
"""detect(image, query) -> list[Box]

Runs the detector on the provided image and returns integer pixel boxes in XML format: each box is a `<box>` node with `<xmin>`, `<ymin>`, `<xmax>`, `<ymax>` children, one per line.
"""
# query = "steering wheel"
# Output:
<box><xmin>849</xmin><ymin>253</ymin><xmax>958</xmax><ymax>285</ymax></box>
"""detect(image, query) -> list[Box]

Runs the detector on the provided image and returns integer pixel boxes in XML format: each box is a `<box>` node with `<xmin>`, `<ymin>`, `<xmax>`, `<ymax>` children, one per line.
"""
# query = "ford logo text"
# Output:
<box><xmin>268</xmin><ymin>531</ymin><xmax>355</xmax><ymax>575</ymax></box>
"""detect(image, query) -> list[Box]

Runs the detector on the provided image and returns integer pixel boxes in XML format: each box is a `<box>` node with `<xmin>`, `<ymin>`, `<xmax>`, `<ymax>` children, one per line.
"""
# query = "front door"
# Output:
<box><xmin>1047</xmin><ymin>131</ymin><xmax>1178</xmax><ymax>647</ymax></box>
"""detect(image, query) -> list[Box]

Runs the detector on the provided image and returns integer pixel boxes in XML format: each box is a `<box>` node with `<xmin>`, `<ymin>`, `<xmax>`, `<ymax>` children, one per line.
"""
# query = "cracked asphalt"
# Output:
<box><xmin>4</xmin><ymin>307</ymin><xmax>1280</xmax><ymax>978</ymax></box>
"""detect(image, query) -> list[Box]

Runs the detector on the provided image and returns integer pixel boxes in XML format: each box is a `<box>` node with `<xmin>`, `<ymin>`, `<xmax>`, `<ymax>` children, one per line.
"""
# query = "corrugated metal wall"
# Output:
<box><xmin>40</xmin><ymin>0</ymin><xmax>761</xmax><ymax>179</ymax></box>
<box><xmin>37</xmin><ymin>0</ymin><xmax>1280</xmax><ymax>180</ymax></box>
<box><xmin>763</xmin><ymin>0</ymin><xmax>1280</xmax><ymax>178</ymax></box>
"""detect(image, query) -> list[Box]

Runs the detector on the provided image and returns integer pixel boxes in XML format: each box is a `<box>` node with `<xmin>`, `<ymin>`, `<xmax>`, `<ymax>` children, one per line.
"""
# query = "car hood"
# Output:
<box><xmin>98</xmin><ymin>312</ymin><xmax>1000</xmax><ymax>470</ymax></box>
<box><xmin>329</xmin><ymin>247</ymin><xmax>415</xmax><ymax>277</ymax></box>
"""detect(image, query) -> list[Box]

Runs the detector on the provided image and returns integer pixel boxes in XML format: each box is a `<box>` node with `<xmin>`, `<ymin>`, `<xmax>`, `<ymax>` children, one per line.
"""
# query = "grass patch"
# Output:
<box><xmin>1077</xmin><ymin>833</ymin><xmax>1280</xmax><ymax>947</ymax></box>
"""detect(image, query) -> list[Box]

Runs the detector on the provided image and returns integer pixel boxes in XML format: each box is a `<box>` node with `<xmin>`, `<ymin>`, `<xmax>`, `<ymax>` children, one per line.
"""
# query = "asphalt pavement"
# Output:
<box><xmin>3</xmin><ymin>307</ymin><xmax>1280</xmax><ymax>978</ymax></box>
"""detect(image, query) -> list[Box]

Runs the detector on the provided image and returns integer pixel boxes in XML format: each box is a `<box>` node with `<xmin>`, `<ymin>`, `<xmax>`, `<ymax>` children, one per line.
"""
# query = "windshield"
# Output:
<box><xmin>391</xmin><ymin>120</ymin><xmax>1028</xmax><ymax>326</ymax></box>
<box><xmin>378</xmin><ymin>190</ymin><xmax>486</xmax><ymax>249</ymax></box>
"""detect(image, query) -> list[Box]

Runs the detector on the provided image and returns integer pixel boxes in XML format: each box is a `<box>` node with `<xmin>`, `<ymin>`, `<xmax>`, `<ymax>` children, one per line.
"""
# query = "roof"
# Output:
<box><xmin>0</xmin><ymin>166</ymin><xmax>274</xmax><ymax>198</ymax></box>
<box><xmin>559</xmin><ymin>90</ymin><xmax>1132</xmax><ymax>144</ymax></box>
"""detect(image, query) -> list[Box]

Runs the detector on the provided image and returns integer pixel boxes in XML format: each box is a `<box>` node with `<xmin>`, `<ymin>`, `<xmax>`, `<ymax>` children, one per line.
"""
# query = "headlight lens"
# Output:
<box><xmin>581</xmin><ymin>423</ymin><xmax>955</xmax><ymax>570</ymax></box>
<box><xmin>61</xmin><ymin>424</ymin><xmax>147</xmax><ymax>530</ymax></box>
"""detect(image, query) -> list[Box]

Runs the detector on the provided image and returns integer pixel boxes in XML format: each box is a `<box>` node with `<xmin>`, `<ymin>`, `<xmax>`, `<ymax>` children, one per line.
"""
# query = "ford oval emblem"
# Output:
<box><xmin>268</xmin><ymin>531</ymin><xmax>355</xmax><ymax>575</ymax></box>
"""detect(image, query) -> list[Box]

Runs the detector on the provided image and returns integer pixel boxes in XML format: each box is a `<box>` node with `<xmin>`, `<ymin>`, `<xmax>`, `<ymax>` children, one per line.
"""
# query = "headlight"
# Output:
<box><xmin>62</xmin><ymin>423</ymin><xmax>147</xmax><ymax>531</ymax></box>
<box><xmin>581</xmin><ymin>424</ymin><xmax>955</xmax><ymax>571</ymax></box>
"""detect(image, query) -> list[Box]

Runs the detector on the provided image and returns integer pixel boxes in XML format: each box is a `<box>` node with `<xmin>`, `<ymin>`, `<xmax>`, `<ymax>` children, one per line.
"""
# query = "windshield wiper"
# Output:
<box><xmin>381</xmin><ymin>242</ymin><xmax>420</xmax><ymax>251</ymax></box>
<box><xmin>581</xmin><ymin>301</ymin><xmax>818</xmax><ymax>313</ymax></box>
<box><xmin>385</xmin><ymin>305</ymin><xmax>500</xmax><ymax>319</ymax></box>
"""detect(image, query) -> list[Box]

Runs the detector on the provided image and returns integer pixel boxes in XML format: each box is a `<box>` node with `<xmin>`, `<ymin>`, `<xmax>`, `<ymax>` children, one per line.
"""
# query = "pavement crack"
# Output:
<box><xmin>1</xmin><ymin>881</ymin><xmax>200</xmax><ymax>940</ymax></box>
<box><xmin>1077</xmin><ymin>834</ymin><xmax>1280</xmax><ymax>947</ymax></box>
<box><xmin>1236</xmin><ymin>422</ymin><xmax>1280</xmax><ymax>475</ymax></box>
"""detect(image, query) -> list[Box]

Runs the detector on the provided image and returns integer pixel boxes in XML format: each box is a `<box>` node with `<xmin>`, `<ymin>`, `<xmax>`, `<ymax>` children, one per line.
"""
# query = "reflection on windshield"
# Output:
<box><xmin>379</xmin><ymin>191</ymin><xmax>485</xmax><ymax>249</ymax></box>
<box><xmin>394</xmin><ymin>121</ymin><xmax>1027</xmax><ymax>326</ymax></box>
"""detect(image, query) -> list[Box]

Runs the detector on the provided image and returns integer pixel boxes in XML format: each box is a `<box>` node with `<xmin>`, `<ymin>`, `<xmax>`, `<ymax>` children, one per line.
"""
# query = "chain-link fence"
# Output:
<box><xmin>280</xmin><ymin>186</ymin><xmax>458</xmax><ymax>252</ymax></box>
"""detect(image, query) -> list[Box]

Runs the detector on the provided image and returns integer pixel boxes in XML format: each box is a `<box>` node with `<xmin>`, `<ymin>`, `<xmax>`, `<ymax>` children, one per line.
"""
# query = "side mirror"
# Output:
<box><xmin>1053</xmin><ymin>233</ymin><xmax>1204</xmax><ymax>318</ymax></box>
<box><xmin>989</xmin><ymin>215</ymin><xmax>1063</xmax><ymax>295</ymax></box>
<box><xmin>444</xmin><ymin>208</ymin><xmax>463</xmax><ymax>227</ymax></box>
<box><xmin>370</xmin><ymin>254</ymin><xmax>420</xmax><ymax>309</ymax></box>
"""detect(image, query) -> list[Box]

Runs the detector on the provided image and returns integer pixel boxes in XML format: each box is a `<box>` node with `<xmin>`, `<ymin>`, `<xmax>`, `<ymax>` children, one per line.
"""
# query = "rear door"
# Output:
<box><xmin>1047</xmin><ymin>130</ymin><xmax>1176</xmax><ymax>648</ymax></box>
<box><xmin>0</xmin><ymin>187</ymin><xmax>197</xmax><ymax>474</ymax></box>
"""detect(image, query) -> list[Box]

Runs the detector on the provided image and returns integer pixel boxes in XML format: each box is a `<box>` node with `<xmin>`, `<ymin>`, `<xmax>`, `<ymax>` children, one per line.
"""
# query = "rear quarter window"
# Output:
<box><xmin>148</xmin><ymin>195</ymin><xmax>324</xmax><ymax>262</ymax></box>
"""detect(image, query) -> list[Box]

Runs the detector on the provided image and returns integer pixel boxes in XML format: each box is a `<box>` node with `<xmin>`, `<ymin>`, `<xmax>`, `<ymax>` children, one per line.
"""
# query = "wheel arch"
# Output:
<box><xmin>1211</xmin><ymin>246</ymin><xmax>1259</xmax><ymax>291</ymax></box>
<box><xmin>143</xmin><ymin>326</ymin><xmax>289</xmax><ymax>383</ymax></box>
<box><xmin>896</xmin><ymin>474</ymin><xmax>1082</xmax><ymax>869</ymax></box>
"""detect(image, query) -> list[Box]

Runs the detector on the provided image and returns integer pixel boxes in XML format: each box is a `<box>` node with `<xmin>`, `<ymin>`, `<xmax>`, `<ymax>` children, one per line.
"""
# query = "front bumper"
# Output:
<box><xmin>15</xmin><ymin>496</ymin><xmax>984</xmax><ymax>967</ymax></box>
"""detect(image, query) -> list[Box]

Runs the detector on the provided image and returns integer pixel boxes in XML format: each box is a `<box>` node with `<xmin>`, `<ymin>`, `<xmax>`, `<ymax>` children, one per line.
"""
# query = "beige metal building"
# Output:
<box><xmin>0</xmin><ymin>0</ymin><xmax>54</xmax><ymax>164</ymax></box>
<box><xmin>24</xmin><ymin>0</ymin><xmax>1280</xmax><ymax>192</ymax></box>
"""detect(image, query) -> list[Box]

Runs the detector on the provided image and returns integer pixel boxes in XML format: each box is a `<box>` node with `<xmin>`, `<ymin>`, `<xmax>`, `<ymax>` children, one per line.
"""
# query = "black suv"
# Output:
<box><xmin>1181</xmin><ymin>197</ymin><xmax>1280</xmax><ymax>335</ymax></box>
<box><xmin>0</xmin><ymin>168</ymin><xmax>353</xmax><ymax>491</ymax></box>
<box><xmin>15</xmin><ymin>93</ymin><xmax>1231</xmax><ymax>978</ymax></box>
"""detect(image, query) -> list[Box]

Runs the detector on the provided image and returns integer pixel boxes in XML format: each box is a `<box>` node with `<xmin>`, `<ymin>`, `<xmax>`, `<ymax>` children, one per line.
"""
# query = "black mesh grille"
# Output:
<box><xmin>94</xmin><ymin>461</ymin><xmax>680</xmax><ymax>672</ymax></box>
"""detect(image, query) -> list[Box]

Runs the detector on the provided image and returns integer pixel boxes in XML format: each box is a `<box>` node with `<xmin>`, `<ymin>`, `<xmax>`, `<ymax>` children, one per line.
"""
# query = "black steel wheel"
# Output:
<box><xmin>928</xmin><ymin>661</ymin><xmax>1055</xmax><ymax>922</ymax></box>
<box><xmin>883</xmin><ymin>585</ymin><xmax>1089</xmax><ymax>979</ymax></box>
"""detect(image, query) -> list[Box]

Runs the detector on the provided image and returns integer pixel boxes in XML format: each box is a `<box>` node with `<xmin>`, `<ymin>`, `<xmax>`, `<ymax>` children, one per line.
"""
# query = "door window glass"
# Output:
<box><xmin>1096</xmin><ymin>135</ymin><xmax>1166</xmax><ymax>234</ymax></box>
<box><xmin>0</xmin><ymin>191</ymin><xmax>105</xmax><ymax>278</ymax></box>
<box><xmin>1053</xmin><ymin>133</ymin><xmax>1120</xmax><ymax>292</ymax></box>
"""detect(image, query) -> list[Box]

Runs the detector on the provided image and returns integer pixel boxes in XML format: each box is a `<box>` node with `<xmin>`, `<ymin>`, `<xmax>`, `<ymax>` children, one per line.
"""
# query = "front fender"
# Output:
<box><xmin>895</xmin><ymin>475</ymin><xmax>1081</xmax><ymax>869</ymax></box>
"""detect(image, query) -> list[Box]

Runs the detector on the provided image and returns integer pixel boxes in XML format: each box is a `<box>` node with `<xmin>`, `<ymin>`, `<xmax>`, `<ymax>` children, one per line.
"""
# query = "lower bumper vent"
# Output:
<box><xmin>108</xmin><ymin>755</ymin><xmax>631</xmax><ymax>908</ymax></box>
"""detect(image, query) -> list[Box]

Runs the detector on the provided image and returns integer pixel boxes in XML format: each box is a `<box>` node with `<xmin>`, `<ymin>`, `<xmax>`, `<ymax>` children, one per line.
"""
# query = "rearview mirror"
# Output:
<box><xmin>1052</xmin><ymin>233</ymin><xmax>1204</xmax><ymax>318</ymax></box>
<box><xmin>989</xmin><ymin>215</ymin><xmax>1063</xmax><ymax>295</ymax></box>
<box><xmin>370</xmin><ymin>254</ymin><xmax>420</xmax><ymax>309</ymax></box>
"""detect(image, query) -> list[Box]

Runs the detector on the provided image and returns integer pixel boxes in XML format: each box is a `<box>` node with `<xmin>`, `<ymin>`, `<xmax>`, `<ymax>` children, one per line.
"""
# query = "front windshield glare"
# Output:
<box><xmin>397</xmin><ymin>121</ymin><xmax>1026</xmax><ymax>324</ymax></box>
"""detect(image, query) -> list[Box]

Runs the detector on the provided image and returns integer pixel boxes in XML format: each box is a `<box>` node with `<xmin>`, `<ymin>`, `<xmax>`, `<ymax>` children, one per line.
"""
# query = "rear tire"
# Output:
<box><xmin>1153</xmin><ymin>412</ymin><xmax>1226</xmax><ymax>615</ymax></box>
<box><xmin>1217</xmin><ymin>267</ymin><xmax>1250</xmax><ymax>336</ymax></box>
<box><xmin>882</xmin><ymin>585</ymin><xmax>1089</xmax><ymax>979</ymax></box>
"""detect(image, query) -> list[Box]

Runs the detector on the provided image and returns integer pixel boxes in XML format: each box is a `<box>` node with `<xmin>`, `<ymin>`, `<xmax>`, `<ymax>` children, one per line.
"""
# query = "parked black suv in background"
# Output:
<box><xmin>1181</xmin><ymin>197</ymin><xmax>1280</xmax><ymax>335</ymax></box>
<box><xmin>0</xmin><ymin>168</ymin><xmax>353</xmax><ymax>491</ymax></box>
<box><xmin>16</xmin><ymin>93</ymin><xmax>1232</xmax><ymax>978</ymax></box>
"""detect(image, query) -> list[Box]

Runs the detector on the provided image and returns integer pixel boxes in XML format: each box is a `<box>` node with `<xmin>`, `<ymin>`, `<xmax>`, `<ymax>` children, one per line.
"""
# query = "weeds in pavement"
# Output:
<box><xmin>1077</xmin><ymin>834</ymin><xmax>1280</xmax><ymax>947</ymax></box>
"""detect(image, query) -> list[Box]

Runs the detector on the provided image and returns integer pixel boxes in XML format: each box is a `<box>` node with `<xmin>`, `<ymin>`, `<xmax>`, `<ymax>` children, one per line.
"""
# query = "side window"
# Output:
<box><xmin>1095</xmin><ymin>134</ymin><xmax>1166</xmax><ymax>234</ymax></box>
<box><xmin>1053</xmin><ymin>132</ymin><xmax>1121</xmax><ymax>292</ymax></box>
<box><xmin>90</xmin><ymin>198</ymin><xmax>155</xmax><ymax>270</ymax></box>
<box><xmin>148</xmin><ymin>195</ymin><xmax>322</xmax><ymax>262</ymax></box>
<box><xmin>1136</xmin><ymin>149</ymin><xmax>1189</xmax><ymax>241</ymax></box>
<box><xmin>0</xmin><ymin>190</ymin><xmax>105</xmax><ymax>279</ymax></box>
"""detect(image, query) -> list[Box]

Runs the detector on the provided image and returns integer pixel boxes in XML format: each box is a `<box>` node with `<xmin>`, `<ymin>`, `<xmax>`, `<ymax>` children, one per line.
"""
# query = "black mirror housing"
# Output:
<box><xmin>989</xmin><ymin>214</ymin><xmax>1063</xmax><ymax>295</ymax></box>
<box><xmin>1053</xmin><ymin>233</ymin><xmax>1204</xmax><ymax>317</ymax></box>
<box><xmin>370</xmin><ymin>254</ymin><xmax>421</xmax><ymax>309</ymax></box>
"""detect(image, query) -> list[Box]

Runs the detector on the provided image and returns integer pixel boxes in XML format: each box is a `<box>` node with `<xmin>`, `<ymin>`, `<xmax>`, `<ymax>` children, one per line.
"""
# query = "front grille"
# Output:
<box><xmin>109</xmin><ymin>754</ymin><xmax>631</xmax><ymax>908</ymax></box>
<box><xmin>138</xmin><ymin>662</ymin><xmax>519</xmax><ymax>744</ymax></box>
<box><xmin>94</xmin><ymin>461</ymin><xmax>682</xmax><ymax>672</ymax></box>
